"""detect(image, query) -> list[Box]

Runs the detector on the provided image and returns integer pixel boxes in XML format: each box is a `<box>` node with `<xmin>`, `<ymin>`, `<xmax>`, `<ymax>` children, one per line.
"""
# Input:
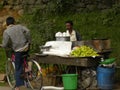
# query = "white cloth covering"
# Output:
<box><xmin>43</xmin><ymin>41</ymin><xmax>72</xmax><ymax>56</ymax></box>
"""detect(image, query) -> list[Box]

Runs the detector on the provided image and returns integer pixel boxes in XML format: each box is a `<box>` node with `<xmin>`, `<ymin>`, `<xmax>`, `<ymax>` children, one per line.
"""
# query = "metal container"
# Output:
<box><xmin>56</xmin><ymin>36</ymin><xmax>70</xmax><ymax>41</ymax></box>
<box><xmin>39</xmin><ymin>45</ymin><xmax>51</xmax><ymax>52</ymax></box>
<box><xmin>102</xmin><ymin>39</ymin><xmax>111</xmax><ymax>50</ymax></box>
<box><xmin>92</xmin><ymin>38</ymin><xmax>111</xmax><ymax>52</ymax></box>
<box><xmin>92</xmin><ymin>39</ymin><xmax>103</xmax><ymax>51</ymax></box>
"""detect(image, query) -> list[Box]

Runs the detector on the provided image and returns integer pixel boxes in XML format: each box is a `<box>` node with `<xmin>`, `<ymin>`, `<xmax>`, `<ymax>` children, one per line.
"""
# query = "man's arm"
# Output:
<box><xmin>22</xmin><ymin>26</ymin><xmax>31</xmax><ymax>44</ymax></box>
<box><xmin>2</xmin><ymin>31</ymin><xmax>10</xmax><ymax>48</ymax></box>
<box><xmin>76</xmin><ymin>31</ymin><xmax>82</xmax><ymax>41</ymax></box>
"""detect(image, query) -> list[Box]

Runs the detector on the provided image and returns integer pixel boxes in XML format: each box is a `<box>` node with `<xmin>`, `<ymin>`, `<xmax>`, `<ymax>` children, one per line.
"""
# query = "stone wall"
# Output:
<box><xmin>1</xmin><ymin>0</ymin><xmax>120</xmax><ymax>13</ymax></box>
<box><xmin>0</xmin><ymin>0</ymin><xmax>119</xmax><ymax>32</ymax></box>
<box><xmin>0</xmin><ymin>0</ymin><xmax>119</xmax><ymax>34</ymax></box>
<box><xmin>75</xmin><ymin>0</ymin><xmax>115</xmax><ymax>12</ymax></box>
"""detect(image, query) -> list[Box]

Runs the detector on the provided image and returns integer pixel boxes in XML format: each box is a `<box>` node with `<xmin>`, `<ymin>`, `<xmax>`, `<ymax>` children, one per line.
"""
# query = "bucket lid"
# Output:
<box><xmin>62</xmin><ymin>74</ymin><xmax>78</xmax><ymax>77</ymax></box>
<box><xmin>100</xmin><ymin>58</ymin><xmax>115</xmax><ymax>65</ymax></box>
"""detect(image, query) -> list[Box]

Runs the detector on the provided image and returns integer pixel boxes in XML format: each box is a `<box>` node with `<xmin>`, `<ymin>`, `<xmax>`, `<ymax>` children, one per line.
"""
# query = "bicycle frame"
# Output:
<box><xmin>11</xmin><ymin>53</ymin><xmax>29</xmax><ymax>69</ymax></box>
<box><xmin>6</xmin><ymin>52</ymin><xmax>43</xmax><ymax>90</ymax></box>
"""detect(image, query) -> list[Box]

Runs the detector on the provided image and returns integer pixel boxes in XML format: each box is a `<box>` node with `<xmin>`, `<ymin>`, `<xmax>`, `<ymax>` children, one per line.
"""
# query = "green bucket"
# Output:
<box><xmin>62</xmin><ymin>74</ymin><xmax>78</xmax><ymax>90</ymax></box>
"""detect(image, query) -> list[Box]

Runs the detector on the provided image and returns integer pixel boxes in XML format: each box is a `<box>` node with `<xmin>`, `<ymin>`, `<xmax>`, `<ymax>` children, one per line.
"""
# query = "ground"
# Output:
<box><xmin>0</xmin><ymin>76</ymin><xmax>120</xmax><ymax>90</ymax></box>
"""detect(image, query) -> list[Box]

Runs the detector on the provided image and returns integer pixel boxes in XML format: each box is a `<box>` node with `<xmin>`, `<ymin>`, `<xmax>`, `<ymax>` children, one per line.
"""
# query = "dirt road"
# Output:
<box><xmin>0</xmin><ymin>87</ymin><xmax>10</xmax><ymax>90</ymax></box>
<box><xmin>0</xmin><ymin>86</ymin><xmax>32</xmax><ymax>90</ymax></box>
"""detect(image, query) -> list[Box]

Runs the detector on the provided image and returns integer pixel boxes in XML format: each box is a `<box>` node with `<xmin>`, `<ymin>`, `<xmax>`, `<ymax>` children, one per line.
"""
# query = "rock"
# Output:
<box><xmin>76</xmin><ymin>8</ymin><xmax>85</xmax><ymax>12</ymax></box>
<box><xmin>13</xmin><ymin>5</ymin><xmax>22</xmax><ymax>10</ymax></box>
<box><xmin>76</xmin><ymin>3</ymin><xmax>86</xmax><ymax>8</ymax></box>
<box><xmin>18</xmin><ymin>9</ymin><xmax>24</xmax><ymax>16</ymax></box>
<box><xmin>86</xmin><ymin>5</ymin><xmax>97</xmax><ymax>11</ymax></box>
<box><xmin>98</xmin><ymin>4</ymin><xmax>108</xmax><ymax>9</ymax></box>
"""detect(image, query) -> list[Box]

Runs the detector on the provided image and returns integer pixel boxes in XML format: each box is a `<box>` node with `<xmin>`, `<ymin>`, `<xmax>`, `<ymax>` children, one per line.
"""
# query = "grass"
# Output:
<box><xmin>0</xmin><ymin>48</ymin><xmax>7</xmax><ymax>73</ymax></box>
<box><xmin>0</xmin><ymin>82</ymin><xmax>8</xmax><ymax>86</ymax></box>
<box><xmin>0</xmin><ymin>36</ymin><xmax>6</xmax><ymax>73</ymax></box>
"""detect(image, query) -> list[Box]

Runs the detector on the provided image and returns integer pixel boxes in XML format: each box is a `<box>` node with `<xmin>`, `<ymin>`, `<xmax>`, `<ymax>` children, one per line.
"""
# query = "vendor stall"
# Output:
<box><xmin>32</xmin><ymin>39</ymin><xmax>112</xmax><ymax>90</ymax></box>
<box><xmin>33</xmin><ymin>54</ymin><xmax>102</xmax><ymax>89</ymax></box>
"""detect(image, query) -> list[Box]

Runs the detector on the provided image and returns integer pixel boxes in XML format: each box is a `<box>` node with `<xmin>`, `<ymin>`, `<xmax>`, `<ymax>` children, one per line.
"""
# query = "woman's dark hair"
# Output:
<box><xmin>6</xmin><ymin>16</ymin><xmax>15</xmax><ymax>26</ymax></box>
<box><xmin>65</xmin><ymin>20</ymin><xmax>73</xmax><ymax>26</ymax></box>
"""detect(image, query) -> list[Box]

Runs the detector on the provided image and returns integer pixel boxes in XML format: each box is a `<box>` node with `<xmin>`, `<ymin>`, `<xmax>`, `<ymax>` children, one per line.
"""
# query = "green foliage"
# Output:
<box><xmin>18</xmin><ymin>6</ymin><xmax>120</xmax><ymax>81</ymax></box>
<box><xmin>0</xmin><ymin>48</ymin><xmax>7</xmax><ymax>73</ymax></box>
<box><xmin>0</xmin><ymin>2</ymin><xmax>3</xmax><ymax>9</ymax></box>
<box><xmin>0</xmin><ymin>3</ymin><xmax>120</xmax><ymax>69</ymax></box>
<box><xmin>0</xmin><ymin>2</ymin><xmax>119</xmax><ymax>83</ymax></box>
<box><xmin>19</xmin><ymin>14</ymin><xmax>56</xmax><ymax>53</ymax></box>
<box><xmin>18</xmin><ymin>5</ymin><xmax>120</xmax><ymax>66</ymax></box>
<box><xmin>0</xmin><ymin>1</ymin><xmax>120</xmax><ymax>81</ymax></box>
<box><xmin>34</xmin><ymin>0</ymin><xmax>77</xmax><ymax>15</ymax></box>
<box><xmin>49</xmin><ymin>0</ymin><xmax>76</xmax><ymax>14</ymax></box>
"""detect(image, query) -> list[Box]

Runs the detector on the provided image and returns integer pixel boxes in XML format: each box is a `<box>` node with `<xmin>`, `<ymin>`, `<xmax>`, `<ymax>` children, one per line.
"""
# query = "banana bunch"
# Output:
<box><xmin>70</xmin><ymin>45</ymin><xmax>99</xmax><ymax>57</ymax></box>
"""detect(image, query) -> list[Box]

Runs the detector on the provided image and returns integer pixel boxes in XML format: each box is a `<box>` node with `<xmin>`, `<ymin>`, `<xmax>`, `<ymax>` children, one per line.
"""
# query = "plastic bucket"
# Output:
<box><xmin>62</xmin><ymin>74</ymin><xmax>78</xmax><ymax>90</ymax></box>
<box><xmin>97</xmin><ymin>66</ymin><xmax>115</xmax><ymax>89</ymax></box>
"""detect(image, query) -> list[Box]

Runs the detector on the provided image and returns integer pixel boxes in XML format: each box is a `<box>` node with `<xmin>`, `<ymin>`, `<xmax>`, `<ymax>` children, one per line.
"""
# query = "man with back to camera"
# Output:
<box><xmin>65</xmin><ymin>20</ymin><xmax>82</xmax><ymax>41</ymax></box>
<box><xmin>1</xmin><ymin>16</ymin><xmax>31</xmax><ymax>90</ymax></box>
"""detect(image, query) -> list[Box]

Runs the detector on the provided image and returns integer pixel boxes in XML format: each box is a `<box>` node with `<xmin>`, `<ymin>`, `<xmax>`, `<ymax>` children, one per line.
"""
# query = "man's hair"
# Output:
<box><xmin>65</xmin><ymin>20</ymin><xmax>73</xmax><ymax>26</ymax></box>
<box><xmin>6</xmin><ymin>16</ymin><xmax>15</xmax><ymax>26</ymax></box>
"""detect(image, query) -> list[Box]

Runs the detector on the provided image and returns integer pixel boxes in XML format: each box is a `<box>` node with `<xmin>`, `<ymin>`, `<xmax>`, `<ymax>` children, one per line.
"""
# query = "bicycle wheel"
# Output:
<box><xmin>6</xmin><ymin>58</ymin><xmax>15</xmax><ymax>88</ymax></box>
<box><xmin>27</xmin><ymin>60</ymin><xmax>43</xmax><ymax>90</ymax></box>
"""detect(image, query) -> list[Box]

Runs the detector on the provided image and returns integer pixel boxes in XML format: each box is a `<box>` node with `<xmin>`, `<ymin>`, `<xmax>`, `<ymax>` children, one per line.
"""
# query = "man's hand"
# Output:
<box><xmin>0</xmin><ymin>44</ymin><xmax>2</xmax><ymax>48</ymax></box>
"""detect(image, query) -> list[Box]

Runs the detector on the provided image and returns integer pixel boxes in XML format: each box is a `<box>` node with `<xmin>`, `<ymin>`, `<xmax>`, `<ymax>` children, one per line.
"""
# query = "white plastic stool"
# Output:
<box><xmin>41</xmin><ymin>86</ymin><xmax>64</xmax><ymax>90</ymax></box>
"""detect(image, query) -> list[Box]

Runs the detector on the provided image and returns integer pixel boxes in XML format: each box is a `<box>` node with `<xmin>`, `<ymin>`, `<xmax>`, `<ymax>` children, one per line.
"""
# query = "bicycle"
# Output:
<box><xmin>5</xmin><ymin>52</ymin><xmax>43</xmax><ymax>90</ymax></box>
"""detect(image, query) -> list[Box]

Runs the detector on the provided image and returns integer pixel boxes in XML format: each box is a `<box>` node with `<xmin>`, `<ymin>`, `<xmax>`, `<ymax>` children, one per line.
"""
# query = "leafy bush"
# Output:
<box><xmin>19</xmin><ymin>6</ymin><xmax>120</xmax><ymax>66</ymax></box>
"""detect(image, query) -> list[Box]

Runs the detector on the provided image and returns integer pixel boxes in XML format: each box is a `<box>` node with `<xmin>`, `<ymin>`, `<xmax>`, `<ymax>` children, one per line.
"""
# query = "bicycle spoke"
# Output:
<box><xmin>6</xmin><ymin>60</ymin><xmax>15</xmax><ymax>88</ymax></box>
<box><xmin>27</xmin><ymin>60</ymin><xmax>42</xmax><ymax>90</ymax></box>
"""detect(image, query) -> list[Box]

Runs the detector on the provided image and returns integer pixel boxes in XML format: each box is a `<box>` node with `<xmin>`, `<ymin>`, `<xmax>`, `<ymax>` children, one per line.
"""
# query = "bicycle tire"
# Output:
<box><xmin>27</xmin><ymin>60</ymin><xmax>43</xmax><ymax>90</ymax></box>
<box><xmin>6</xmin><ymin>59</ymin><xmax>15</xmax><ymax>88</ymax></box>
